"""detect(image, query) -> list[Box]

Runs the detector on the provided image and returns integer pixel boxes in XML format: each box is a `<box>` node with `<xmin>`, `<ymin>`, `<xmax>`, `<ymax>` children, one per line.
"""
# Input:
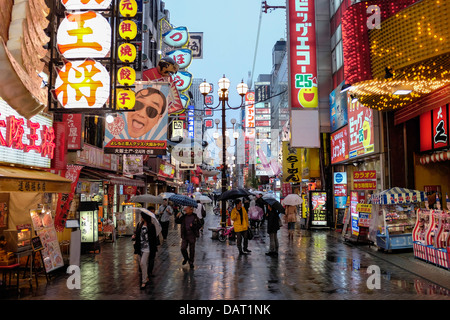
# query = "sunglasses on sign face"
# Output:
<box><xmin>134</xmin><ymin>100</ymin><xmax>160</xmax><ymax>118</ymax></box>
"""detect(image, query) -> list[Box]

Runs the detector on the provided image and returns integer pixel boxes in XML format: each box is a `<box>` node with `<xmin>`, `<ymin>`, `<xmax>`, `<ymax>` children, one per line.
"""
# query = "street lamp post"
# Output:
<box><xmin>200</xmin><ymin>75</ymin><xmax>248</xmax><ymax>226</ymax></box>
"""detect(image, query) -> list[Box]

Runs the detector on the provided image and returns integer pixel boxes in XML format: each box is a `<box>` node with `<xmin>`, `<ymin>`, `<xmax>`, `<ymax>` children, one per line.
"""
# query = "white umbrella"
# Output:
<box><xmin>262</xmin><ymin>193</ymin><xmax>276</xmax><ymax>200</ymax></box>
<box><xmin>281</xmin><ymin>194</ymin><xmax>303</xmax><ymax>206</ymax></box>
<box><xmin>193</xmin><ymin>194</ymin><xmax>212</xmax><ymax>204</ymax></box>
<box><xmin>130</xmin><ymin>194</ymin><xmax>164</xmax><ymax>204</ymax></box>
<box><xmin>133</xmin><ymin>208</ymin><xmax>162</xmax><ymax>236</ymax></box>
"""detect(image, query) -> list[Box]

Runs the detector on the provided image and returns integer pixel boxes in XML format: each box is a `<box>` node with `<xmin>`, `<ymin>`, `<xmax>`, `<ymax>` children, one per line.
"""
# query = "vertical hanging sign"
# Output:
<box><xmin>52</xmin><ymin>0</ymin><xmax>113</xmax><ymax>111</ymax></box>
<box><xmin>287</xmin><ymin>0</ymin><xmax>318</xmax><ymax>109</ymax></box>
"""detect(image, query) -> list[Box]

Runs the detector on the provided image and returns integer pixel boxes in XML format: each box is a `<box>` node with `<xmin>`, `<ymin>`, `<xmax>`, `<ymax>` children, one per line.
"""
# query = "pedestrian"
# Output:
<box><xmin>284</xmin><ymin>205</ymin><xmax>297</xmax><ymax>241</ymax></box>
<box><xmin>134</xmin><ymin>209</ymin><xmax>158</xmax><ymax>289</ymax></box>
<box><xmin>255</xmin><ymin>193</ymin><xmax>266</xmax><ymax>227</ymax></box>
<box><xmin>158</xmin><ymin>198</ymin><xmax>173</xmax><ymax>240</ymax></box>
<box><xmin>230</xmin><ymin>199</ymin><xmax>251</xmax><ymax>255</ymax></box>
<box><xmin>265</xmin><ymin>204</ymin><xmax>280</xmax><ymax>256</ymax></box>
<box><xmin>175</xmin><ymin>205</ymin><xmax>202</xmax><ymax>269</ymax></box>
<box><xmin>195</xmin><ymin>200</ymin><xmax>206</xmax><ymax>234</ymax></box>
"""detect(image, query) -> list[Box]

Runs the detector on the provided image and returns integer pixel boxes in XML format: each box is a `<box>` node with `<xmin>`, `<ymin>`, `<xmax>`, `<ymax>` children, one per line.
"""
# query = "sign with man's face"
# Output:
<box><xmin>103</xmin><ymin>82</ymin><xmax>169</xmax><ymax>155</ymax></box>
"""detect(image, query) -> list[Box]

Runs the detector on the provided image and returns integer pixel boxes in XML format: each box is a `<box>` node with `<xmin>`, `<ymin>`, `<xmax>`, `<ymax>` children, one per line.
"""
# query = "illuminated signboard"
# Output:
<box><xmin>245</xmin><ymin>91</ymin><xmax>255</xmax><ymax>138</ymax></box>
<box><xmin>166</xmin><ymin>49</ymin><xmax>193</xmax><ymax>69</ymax></box>
<box><xmin>420</xmin><ymin>105</ymin><xmax>449</xmax><ymax>152</ymax></box>
<box><xmin>53</xmin><ymin>59</ymin><xmax>110</xmax><ymax>109</ymax></box>
<box><xmin>56</xmin><ymin>11</ymin><xmax>111</xmax><ymax>59</ymax></box>
<box><xmin>331</xmin><ymin>126</ymin><xmax>349</xmax><ymax>164</ymax></box>
<box><xmin>288</xmin><ymin>0</ymin><xmax>318</xmax><ymax>109</ymax></box>
<box><xmin>348</xmin><ymin>99</ymin><xmax>374</xmax><ymax>159</ymax></box>
<box><xmin>162</xmin><ymin>26</ymin><xmax>189</xmax><ymax>47</ymax></box>
<box><xmin>0</xmin><ymin>99</ymin><xmax>54</xmax><ymax>168</ymax></box>
<box><xmin>52</xmin><ymin>1</ymin><xmax>113</xmax><ymax>112</ymax></box>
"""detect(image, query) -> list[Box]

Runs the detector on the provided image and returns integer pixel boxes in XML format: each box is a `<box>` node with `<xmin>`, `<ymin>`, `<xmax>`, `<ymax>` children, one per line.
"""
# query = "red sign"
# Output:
<box><xmin>348</xmin><ymin>101</ymin><xmax>374</xmax><ymax>158</ymax></box>
<box><xmin>205</xmin><ymin>95</ymin><xmax>214</xmax><ymax>105</ymax></box>
<box><xmin>204</xmin><ymin>108</ymin><xmax>213</xmax><ymax>116</ymax></box>
<box><xmin>421</xmin><ymin>105</ymin><xmax>449</xmax><ymax>152</ymax></box>
<box><xmin>288</xmin><ymin>0</ymin><xmax>318</xmax><ymax>109</ymax></box>
<box><xmin>63</xmin><ymin>114</ymin><xmax>83</xmax><ymax>150</ymax></box>
<box><xmin>255</xmin><ymin>120</ymin><xmax>270</xmax><ymax>127</ymax></box>
<box><xmin>334</xmin><ymin>184</ymin><xmax>347</xmax><ymax>196</ymax></box>
<box><xmin>204</xmin><ymin>119</ymin><xmax>213</xmax><ymax>128</ymax></box>
<box><xmin>353</xmin><ymin>170</ymin><xmax>376</xmax><ymax>190</ymax></box>
<box><xmin>331</xmin><ymin>126</ymin><xmax>349</xmax><ymax>164</ymax></box>
<box><xmin>51</xmin><ymin>122</ymin><xmax>68</xmax><ymax>170</ymax></box>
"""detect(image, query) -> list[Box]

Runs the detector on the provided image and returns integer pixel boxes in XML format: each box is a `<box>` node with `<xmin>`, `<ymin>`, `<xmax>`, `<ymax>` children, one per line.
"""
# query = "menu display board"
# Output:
<box><xmin>30</xmin><ymin>208</ymin><xmax>64</xmax><ymax>272</ymax></box>
<box><xmin>310</xmin><ymin>191</ymin><xmax>327</xmax><ymax>226</ymax></box>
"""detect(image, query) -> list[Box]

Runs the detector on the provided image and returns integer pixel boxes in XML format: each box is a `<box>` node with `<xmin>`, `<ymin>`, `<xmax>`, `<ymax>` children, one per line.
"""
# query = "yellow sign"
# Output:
<box><xmin>119</xmin><ymin>0</ymin><xmax>138</xmax><ymax>17</ymax></box>
<box><xmin>116</xmin><ymin>89</ymin><xmax>136</xmax><ymax>109</ymax></box>
<box><xmin>282</xmin><ymin>141</ymin><xmax>302</xmax><ymax>183</ymax></box>
<box><xmin>118</xmin><ymin>43</ymin><xmax>136</xmax><ymax>63</ymax></box>
<box><xmin>119</xmin><ymin>20</ymin><xmax>137</xmax><ymax>40</ymax></box>
<box><xmin>356</xmin><ymin>203</ymin><xmax>372</xmax><ymax>213</ymax></box>
<box><xmin>117</xmin><ymin>67</ymin><xmax>136</xmax><ymax>86</ymax></box>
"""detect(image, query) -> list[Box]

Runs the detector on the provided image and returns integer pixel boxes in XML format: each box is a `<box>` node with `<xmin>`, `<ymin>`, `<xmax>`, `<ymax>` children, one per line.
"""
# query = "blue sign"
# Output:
<box><xmin>329</xmin><ymin>81</ymin><xmax>348</xmax><ymax>132</ymax></box>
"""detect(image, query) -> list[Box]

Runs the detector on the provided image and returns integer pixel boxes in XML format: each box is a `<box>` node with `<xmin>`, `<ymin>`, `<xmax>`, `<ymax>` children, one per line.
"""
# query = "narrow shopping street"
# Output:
<box><xmin>6</xmin><ymin>207</ymin><xmax>450</xmax><ymax>302</ymax></box>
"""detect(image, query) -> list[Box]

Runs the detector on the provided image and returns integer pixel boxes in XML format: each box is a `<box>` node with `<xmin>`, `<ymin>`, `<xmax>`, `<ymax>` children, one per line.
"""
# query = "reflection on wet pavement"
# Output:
<box><xmin>7</xmin><ymin>210</ymin><xmax>450</xmax><ymax>300</ymax></box>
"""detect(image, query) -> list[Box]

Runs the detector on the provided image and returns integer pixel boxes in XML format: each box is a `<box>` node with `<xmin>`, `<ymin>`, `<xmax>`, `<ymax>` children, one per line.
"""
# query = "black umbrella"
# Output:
<box><xmin>218</xmin><ymin>189</ymin><xmax>250</xmax><ymax>201</ymax></box>
<box><xmin>264</xmin><ymin>198</ymin><xmax>285</xmax><ymax>214</ymax></box>
<box><xmin>168</xmin><ymin>194</ymin><xmax>198</xmax><ymax>208</ymax></box>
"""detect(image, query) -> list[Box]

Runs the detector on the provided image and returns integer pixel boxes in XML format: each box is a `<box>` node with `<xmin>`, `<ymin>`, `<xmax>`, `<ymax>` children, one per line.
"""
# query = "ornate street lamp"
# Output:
<box><xmin>199</xmin><ymin>76</ymin><xmax>248</xmax><ymax>226</ymax></box>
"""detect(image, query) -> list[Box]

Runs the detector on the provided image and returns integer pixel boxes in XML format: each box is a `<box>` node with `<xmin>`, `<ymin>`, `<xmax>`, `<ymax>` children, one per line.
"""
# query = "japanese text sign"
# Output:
<box><xmin>282</xmin><ymin>141</ymin><xmax>302</xmax><ymax>183</ymax></box>
<box><xmin>245</xmin><ymin>92</ymin><xmax>255</xmax><ymax>138</ymax></box>
<box><xmin>331</xmin><ymin>126</ymin><xmax>349</xmax><ymax>164</ymax></box>
<box><xmin>420</xmin><ymin>105</ymin><xmax>449</xmax><ymax>152</ymax></box>
<box><xmin>0</xmin><ymin>100</ymin><xmax>54</xmax><ymax>168</ymax></box>
<box><xmin>288</xmin><ymin>0</ymin><xmax>318</xmax><ymax>109</ymax></box>
<box><xmin>353</xmin><ymin>170</ymin><xmax>377</xmax><ymax>190</ymax></box>
<box><xmin>348</xmin><ymin>100</ymin><xmax>374</xmax><ymax>158</ymax></box>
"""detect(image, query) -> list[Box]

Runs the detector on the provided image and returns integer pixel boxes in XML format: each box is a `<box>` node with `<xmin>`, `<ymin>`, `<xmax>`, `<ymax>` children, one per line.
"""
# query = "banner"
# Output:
<box><xmin>282</xmin><ymin>141</ymin><xmax>302</xmax><ymax>183</ymax></box>
<box><xmin>54</xmin><ymin>165</ymin><xmax>83</xmax><ymax>232</ymax></box>
<box><xmin>104</xmin><ymin>82</ymin><xmax>169</xmax><ymax>155</ymax></box>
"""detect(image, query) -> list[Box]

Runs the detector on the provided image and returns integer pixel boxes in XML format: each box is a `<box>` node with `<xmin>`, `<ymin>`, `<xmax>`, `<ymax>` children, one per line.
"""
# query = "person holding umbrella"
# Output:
<box><xmin>230</xmin><ymin>199</ymin><xmax>251</xmax><ymax>255</ymax></box>
<box><xmin>134</xmin><ymin>207</ymin><xmax>159</xmax><ymax>289</ymax></box>
<box><xmin>175</xmin><ymin>205</ymin><xmax>202</xmax><ymax>269</ymax></box>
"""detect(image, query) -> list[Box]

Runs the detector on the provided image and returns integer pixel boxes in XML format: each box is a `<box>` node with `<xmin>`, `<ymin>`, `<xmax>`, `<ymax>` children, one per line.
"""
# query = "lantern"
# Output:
<box><xmin>117</xmin><ymin>67</ymin><xmax>136</xmax><ymax>86</ymax></box>
<box><xmin>61</xmin><ymin>0</ymin><xmax>112</xmax><ymax>10</ymax></box>
<box><xmin>119</xmin><ymin>0</ymin><xmax>138</xmax><ymax>17</ymax></box>
<box><xmin>119</xmin><ymin>20</ymin><xmax>138</xmax><ymax>40</ymax></box>
<box><xmin>53</xmin><ymin>59</ymin><xmax>110</xmax><ymax>109</ymax></box>
<box><xmin>57</xmin><ymin>11</ymin><xmax>111</xmax><ymax>59</ymax></box>
<box><xmin>116</xmin><ymin>89</ymin><xmax>136</xmax><ymax>110</ymax></box>
<box><xmin>118</xmin><ymin>43</ymin><xmax>136</xmax><ymax>63</ymax></box>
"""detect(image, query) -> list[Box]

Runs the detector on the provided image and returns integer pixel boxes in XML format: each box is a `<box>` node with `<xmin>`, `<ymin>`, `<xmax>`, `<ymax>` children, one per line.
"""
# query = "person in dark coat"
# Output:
<box><xmin>255</xmin><ymin>193</ymin><xmax>266</xmax><ymax>227</ymax></box>
<box><xmin>265</xmin><ymin>204</ymin><xmax>280</xmax><ymax>256</ymax></box>
<box><xmin>175</xmin><ymin>205</ymin><xmax>201</xmax><ymax>269</ymax></box>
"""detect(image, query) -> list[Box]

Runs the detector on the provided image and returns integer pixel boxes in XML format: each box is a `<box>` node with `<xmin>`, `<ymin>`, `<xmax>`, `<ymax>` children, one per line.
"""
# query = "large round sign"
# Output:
<box><xmin>57</xmin><ymin>11</ymin><xmax>111</xmax><ymax>59</ymax></box>
<box><xmin>61</xmin><ymin>0</ymin><xmax>112</xmax><ymax>10</ymax></box>
<box><xmin>53</xmin><ymin>59</ymin><xmax>110</xmax><ymax>109</ymax></box>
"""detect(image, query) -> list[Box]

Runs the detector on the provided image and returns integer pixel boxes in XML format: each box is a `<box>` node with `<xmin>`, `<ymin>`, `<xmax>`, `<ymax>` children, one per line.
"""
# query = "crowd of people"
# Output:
<box><xmin>132</xmin><ymin>192</ymin><xmax>300</xmax><ymax>289</ymax></box>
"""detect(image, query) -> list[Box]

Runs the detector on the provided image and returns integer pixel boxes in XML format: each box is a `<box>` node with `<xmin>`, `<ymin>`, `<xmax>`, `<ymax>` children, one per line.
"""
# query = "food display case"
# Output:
<box><xmin>3</xmin><ymin>228</ymin><xmax>32</xmax><ymax>252</ymax></box>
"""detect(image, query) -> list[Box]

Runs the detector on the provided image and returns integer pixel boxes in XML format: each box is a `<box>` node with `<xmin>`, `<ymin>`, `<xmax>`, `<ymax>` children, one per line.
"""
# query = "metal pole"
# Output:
<box><xmin>221</xmin><ymin>97</ymin><xmax>227</xmax><ymax>227</ymax></box>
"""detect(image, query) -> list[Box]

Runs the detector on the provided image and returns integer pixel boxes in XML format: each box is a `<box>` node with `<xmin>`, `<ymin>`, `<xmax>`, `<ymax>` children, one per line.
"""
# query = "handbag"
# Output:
<box><xmin>247</xmin><ymin>228</ymin><xmax>254</xmax><ymax>240</ymax></box>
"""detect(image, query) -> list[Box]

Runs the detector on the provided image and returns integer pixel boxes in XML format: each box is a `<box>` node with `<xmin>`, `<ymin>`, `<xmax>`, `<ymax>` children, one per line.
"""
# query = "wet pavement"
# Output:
<box><xmin>3</xmin><ymin>207</ymin><xmax>450</xmax><ymax>302</ymax></box>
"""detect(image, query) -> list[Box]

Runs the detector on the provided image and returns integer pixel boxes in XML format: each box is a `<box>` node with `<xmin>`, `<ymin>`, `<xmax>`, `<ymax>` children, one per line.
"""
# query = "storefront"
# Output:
<box><xmin>0</xmin><ymin>102</ymin><xmax>72</xmax><ymax>273</ymax></box>
<box><xmin>330</xmin><ymin>83</ymin><xmax>384</xmax><ymax>236</ymax></box>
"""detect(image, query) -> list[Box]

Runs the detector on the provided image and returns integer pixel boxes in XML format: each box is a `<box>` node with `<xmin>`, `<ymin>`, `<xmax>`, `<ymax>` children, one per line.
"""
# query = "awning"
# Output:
<box><xmin>0</xmin><ymin>165</ymin><xmax>72</xmax><ymax>193</ymax></box>
<box><xmin>81</xmin><ymin>168</ymin><xmax>145</xmax><ymax>187</ymax></box>
<box><xmin>371</xmin><ymin>187</ymin><xmax>426</xmax><ymax>205</ymax></box>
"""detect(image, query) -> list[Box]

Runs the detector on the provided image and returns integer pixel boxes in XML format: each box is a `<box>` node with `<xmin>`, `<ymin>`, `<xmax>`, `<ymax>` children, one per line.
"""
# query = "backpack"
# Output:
<box><xmin>201</xmin><ymin>205</ymin><xmax>206</xmax><ymax>218</ymax></box>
